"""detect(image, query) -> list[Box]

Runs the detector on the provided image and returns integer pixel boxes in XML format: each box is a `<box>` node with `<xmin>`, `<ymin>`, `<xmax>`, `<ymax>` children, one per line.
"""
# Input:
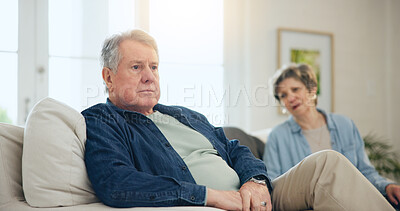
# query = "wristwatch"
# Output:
<box><xmin>248</xmin><ymin>175</ymin><xmax>267</xmax><ymax>186</ymax></box>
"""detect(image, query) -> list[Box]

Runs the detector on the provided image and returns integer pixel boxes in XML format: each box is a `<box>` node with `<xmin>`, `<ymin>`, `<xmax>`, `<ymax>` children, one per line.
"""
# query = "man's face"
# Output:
<box><xmin>105</xmin><ymin>39</ymin><xmax>160</xmax><ymax>115</ymax></box>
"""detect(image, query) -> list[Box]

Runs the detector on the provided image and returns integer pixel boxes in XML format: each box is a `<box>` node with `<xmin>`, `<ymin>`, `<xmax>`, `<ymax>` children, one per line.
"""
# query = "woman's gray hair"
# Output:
<box><xmin>100</xmin><ymin>29</ymin><xmax>159</xmax><ymax>73</ymax></box>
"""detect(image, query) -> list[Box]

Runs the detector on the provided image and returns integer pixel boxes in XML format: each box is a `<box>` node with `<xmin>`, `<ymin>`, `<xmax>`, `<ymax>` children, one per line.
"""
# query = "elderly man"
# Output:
<box><xmin>82</xmin><ymin>29</ymin><xmax>394</xmax><ymax>211</ymax></box>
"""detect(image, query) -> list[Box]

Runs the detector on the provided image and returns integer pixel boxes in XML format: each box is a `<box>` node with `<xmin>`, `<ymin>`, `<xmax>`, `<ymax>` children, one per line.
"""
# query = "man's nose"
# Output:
<box><xmin>141</xmin><ymin>66</ymin><xmax>156</xmax><ymax>83</ymax></box>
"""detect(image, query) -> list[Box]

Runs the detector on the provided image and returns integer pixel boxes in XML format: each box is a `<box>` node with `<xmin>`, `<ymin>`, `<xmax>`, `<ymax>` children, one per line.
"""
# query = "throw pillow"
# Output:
<box><xmin>22</xmin><ymin>97</ymin><xmax>98</xmax><ymax>207</ymax></box>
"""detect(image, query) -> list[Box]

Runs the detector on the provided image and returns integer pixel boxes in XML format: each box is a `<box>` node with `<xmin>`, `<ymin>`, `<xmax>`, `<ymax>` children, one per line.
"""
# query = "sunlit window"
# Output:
<box><xmin>47</xmin><ymin>0</ymin><xmax>224</xmax><ymax>125</ymax></box>
<box><xmin>0</xmin><ymin>0</ymin><xmax>18</xmax><ymax>124</ymax></box>
<box><xmin>150</xmin><ymin>0</ymin><xmax>224</xmax><ymax>125</ymax></box>
<box><xmin>48</xmin><ymin>0</ymin><xmax>135</xmax><ymax>111</ymax></box>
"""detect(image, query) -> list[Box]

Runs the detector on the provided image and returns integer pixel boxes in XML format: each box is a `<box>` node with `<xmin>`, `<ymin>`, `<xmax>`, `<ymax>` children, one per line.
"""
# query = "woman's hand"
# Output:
<box><xmin>386</xmin><ymin>184</ymin><xmax>400</xmax><ymax>206</ymax></box>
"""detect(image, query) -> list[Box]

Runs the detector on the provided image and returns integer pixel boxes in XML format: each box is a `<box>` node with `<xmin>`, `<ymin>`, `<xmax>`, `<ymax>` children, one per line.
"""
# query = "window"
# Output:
<box><xmin>48</xmin><ymin>0</ymin><xmax>135</xmax><ymax>111</ymax></box>
<box><xmin>11</xmin><ymin>0</ymin><xmax>224</xmax><ymax>125</ymax></box>
<box><xmin>0</xmin><ymin>1</ymin><xmax>18</xmax><ymax>124</ymax></box>
<box><xmin>150</xmin><ymin>0</ymin><xmax>225</xmax><ymax>125</ymax></box>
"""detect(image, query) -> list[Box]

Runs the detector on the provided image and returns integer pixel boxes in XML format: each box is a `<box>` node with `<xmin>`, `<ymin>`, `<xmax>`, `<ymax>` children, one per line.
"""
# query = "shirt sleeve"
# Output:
<box><xmin>83</xmin><ymin>112</ymin><xmax>206</xmax><ymax>208</ymax></box>
<box><xmin>350</xmin><ymin>120</ymin><xmax>392</xmax><ymax>194</ymax></box>
<box><xmin>263</xmin><ymin>132</ymin><xmax>283</xmax><ymax>181</ymax></box>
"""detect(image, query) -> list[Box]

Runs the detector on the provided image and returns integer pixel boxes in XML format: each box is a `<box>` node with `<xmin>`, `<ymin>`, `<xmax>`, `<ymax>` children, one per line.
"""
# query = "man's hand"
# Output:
<box><xmin>206</xmin><ymin>188</ymin><xmax>242</xmax><ymax>211</ymax></box>
<box><xmin>386</xmin><ymin>184</ymin><xmax>400</xmax><ymax>206</ymax></box>
<box><xmin>239</xmin><ymin>181</ymin><xmax>272</xmax><ymax>211</ymax></box>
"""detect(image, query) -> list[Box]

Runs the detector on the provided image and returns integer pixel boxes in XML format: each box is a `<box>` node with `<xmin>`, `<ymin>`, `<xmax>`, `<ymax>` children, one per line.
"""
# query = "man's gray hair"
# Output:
<box><xmin>100</xmin><ymin>29</ymin><xmax>159</xmax><ymax>73</ymax></box>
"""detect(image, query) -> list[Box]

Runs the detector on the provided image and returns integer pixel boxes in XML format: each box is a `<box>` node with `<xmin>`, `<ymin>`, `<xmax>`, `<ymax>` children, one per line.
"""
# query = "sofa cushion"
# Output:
<box><xmin>0</xmin><ymin>123</ymin><xmax>24</xmax><ymax>206</ymax></box>
<box><xmin>22</xmin><ymin>97</ymin><xmax>98</xmax><ymax>207</ymax></box>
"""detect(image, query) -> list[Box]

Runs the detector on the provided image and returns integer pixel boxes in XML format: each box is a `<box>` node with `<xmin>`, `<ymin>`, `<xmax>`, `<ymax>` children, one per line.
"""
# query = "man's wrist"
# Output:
<box><xmin>248</xmin><ymin>175</ymin><xmax>268</xmax><ymax>186</ymax></box>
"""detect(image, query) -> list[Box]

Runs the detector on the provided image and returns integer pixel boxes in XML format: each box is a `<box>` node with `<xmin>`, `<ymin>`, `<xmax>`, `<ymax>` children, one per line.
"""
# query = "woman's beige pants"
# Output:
<box><xmin>271</xmin><ymin>150</ymin><xmax>394</xmax><ymax>211</ymax></box>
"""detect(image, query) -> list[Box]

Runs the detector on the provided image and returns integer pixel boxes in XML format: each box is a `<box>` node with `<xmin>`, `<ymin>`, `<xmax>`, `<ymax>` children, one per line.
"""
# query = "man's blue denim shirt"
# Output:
<box><xmin>82</xmin><ymin>99</ymin><xmax>272</xmax><ymax>208</ymax></box>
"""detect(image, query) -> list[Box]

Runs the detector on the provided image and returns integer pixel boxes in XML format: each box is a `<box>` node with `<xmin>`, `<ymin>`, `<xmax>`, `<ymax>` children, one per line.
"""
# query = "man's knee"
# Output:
<box><xmin>307</xmin><ymin>150</ymin><xmax>349</xmax><ymax>167</ymax></box>
<box><xmin>314</xmin><ymin>150</ymin><xmax>345</xmax><ymax>159</ymax></box>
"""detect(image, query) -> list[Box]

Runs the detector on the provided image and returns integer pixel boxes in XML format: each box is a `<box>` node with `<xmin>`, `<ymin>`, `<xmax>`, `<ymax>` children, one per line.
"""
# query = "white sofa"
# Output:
<box><xmin>0</xmin><ymin>98</ymin><xmax>222</xmax><ymax>211</ymax></box>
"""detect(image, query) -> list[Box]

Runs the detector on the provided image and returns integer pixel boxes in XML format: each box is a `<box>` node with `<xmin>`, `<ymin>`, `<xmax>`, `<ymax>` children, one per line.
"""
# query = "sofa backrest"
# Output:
<box><xmin>1</xmin><ymin>97</ymin><xmax>100</xmax><ymax>209</ymax></box>
<box><xmin>223</xmin><ymin>127</ymin><xmax>265</xmax><ymax>159</ymax></box>
<box><xmin>0</xmin><ymin>122</ymin><xmax>25</xmax><ymax>206</ymax></box>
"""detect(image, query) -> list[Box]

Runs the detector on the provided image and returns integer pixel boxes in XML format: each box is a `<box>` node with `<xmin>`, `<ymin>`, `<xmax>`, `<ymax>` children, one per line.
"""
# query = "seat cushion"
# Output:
<box><xmin>22</xmin><ymin>97</ymin><xmax>98</xmax><ymax>207</ymax></box>
<box><xmin>0</xmin><ymin>123</ymin><xmax>24</xmax><ymax>206</ymax></box>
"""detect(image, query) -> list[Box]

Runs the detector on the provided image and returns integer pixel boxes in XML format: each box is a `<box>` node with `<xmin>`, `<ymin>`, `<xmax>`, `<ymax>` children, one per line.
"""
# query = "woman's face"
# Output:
<box><xmin>277</xmin><ymin>77</ymin><xmax>316</xmax><ymax>116</ymax></box>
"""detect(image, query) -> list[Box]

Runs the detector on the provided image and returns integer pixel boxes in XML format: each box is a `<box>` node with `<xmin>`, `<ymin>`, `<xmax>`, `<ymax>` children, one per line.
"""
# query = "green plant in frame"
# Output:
<box><xmin>363</xmin><ymin>133</ymin><xmax>400</xmax><ymax>182</ymax></box>
<box><xmin>290</xmin><ymin>49</ymin><xmax>321</xmax><ymax>95</ymax></box>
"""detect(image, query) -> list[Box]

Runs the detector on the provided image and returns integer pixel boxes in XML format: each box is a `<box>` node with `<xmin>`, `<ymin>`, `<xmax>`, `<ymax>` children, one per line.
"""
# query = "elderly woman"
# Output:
<box><xmin>263</xmin><ymin>63</ymin><xmax>400</xmax><ymax>207</ymax></box>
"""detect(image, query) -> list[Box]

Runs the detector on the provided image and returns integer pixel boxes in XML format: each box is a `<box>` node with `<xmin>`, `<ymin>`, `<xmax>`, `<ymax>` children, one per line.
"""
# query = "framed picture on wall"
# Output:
<box><xmin>277</xmin><ymin>28</ymin><xmax>334</xmax><ymax>114</ymax></box>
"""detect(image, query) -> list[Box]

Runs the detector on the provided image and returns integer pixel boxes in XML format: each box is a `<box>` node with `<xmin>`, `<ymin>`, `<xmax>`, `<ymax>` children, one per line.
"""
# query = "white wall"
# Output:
<box><xmin>224</xmin><ymin>0</ymin><xmax>400</xmax><ymax>150</ymax></box>
<box><xmin>389</xmin><ymin>0</ymin><xmax>400</xmax><ymax>152</ymax></box>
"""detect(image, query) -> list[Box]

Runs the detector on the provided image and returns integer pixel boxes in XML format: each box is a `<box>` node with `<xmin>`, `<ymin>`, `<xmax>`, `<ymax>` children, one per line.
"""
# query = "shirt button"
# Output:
<box><xmin>190</xmin><ymin>196</ymin><xmax>196</xmax><ymax>201</ymax></box>
<box><xmin>181</xmin><ymin>166</ymin><xmax>187</xmax><ymax>170</ymax></box>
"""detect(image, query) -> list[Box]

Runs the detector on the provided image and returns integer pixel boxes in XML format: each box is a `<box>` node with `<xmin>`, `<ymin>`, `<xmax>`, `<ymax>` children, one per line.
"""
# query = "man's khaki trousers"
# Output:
<box><xmin>271</xmin><ymin>150</ymin><xmax>394</xmax><ymax>211</ymax></box>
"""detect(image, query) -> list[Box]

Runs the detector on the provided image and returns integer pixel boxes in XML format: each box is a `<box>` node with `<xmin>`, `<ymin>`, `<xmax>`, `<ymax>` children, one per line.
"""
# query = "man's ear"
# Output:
<box><xmin>102</xmin><ymin>67</ymin><xmax>114</xmax><ymax>92</ymax></box>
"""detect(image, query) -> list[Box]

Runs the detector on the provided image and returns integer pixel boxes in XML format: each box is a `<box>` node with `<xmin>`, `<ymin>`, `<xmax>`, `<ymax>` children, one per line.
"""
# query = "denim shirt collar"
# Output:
<box><xmin>287</xmin><ymin>108</ymin><xmax>337</xmax><ymax>133</ymax></box>
<box><xmin>105</xmin><ymin>98</ymin><xmax>185</xmax><ymax>122</ymax></box>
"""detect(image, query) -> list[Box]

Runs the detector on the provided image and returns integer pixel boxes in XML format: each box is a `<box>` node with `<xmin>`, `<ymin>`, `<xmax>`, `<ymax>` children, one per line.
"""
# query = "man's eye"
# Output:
<box><xmin>280</xmin><ymin>94</ymin><xmax>286</xmax><ymax>99</ymax></box>
<box><xmin>151</xmin><ymin>66</ymin><xmax>158</xmax><ymax>70</ymax></box>
<box><xmin>132</xmin><ymin>65</ymin><xmax>139</xmax><ymax>70</ymax></box>
<box><xmin>293</xmin><ymin>88</ymin><xmax>299</xmax><ymax>92</ymax></box>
